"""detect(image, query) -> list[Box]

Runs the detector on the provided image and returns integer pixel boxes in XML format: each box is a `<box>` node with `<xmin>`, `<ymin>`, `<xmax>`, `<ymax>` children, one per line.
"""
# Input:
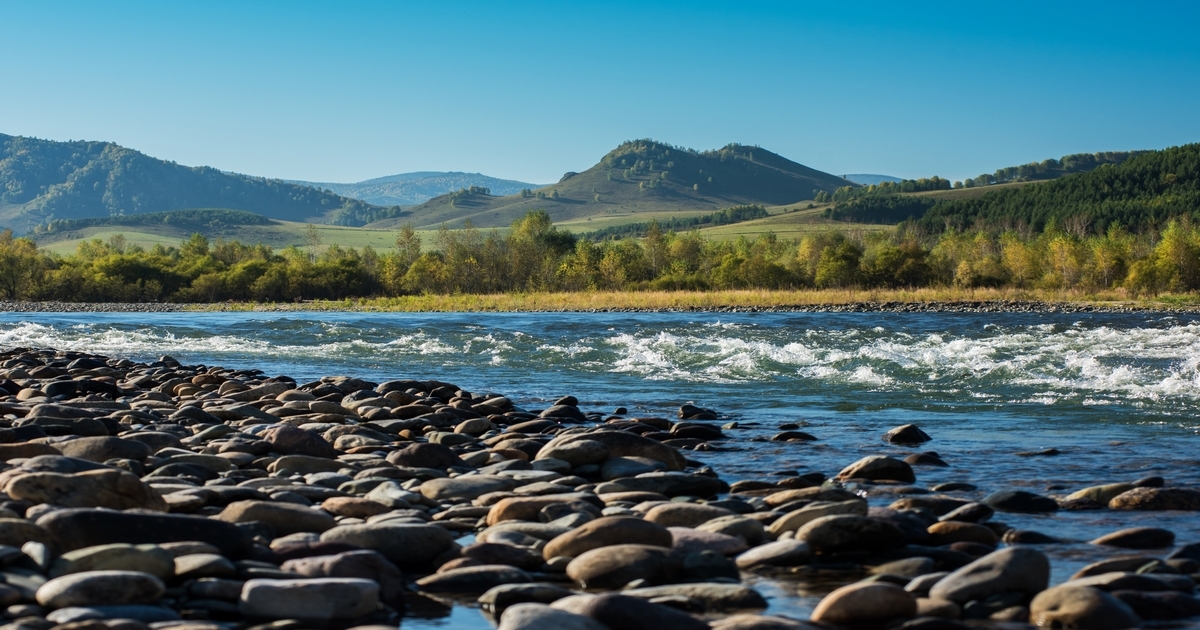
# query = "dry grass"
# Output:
<box><xmin>189</xmin><ymin>287</ymin><xmax>1200</xmax><ymax>313</ymax></box>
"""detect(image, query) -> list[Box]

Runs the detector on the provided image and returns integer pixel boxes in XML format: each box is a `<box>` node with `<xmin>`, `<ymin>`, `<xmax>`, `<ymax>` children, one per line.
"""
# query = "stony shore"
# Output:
<box><xmin>0</xmin><ymin>348</ymin><xmax>1192</xmax><ymax>629</ymax></box>
<box><xmin>1</xmin><ymin>299</ymin><xmax>1199</xmax><ymax>314</ymax></box>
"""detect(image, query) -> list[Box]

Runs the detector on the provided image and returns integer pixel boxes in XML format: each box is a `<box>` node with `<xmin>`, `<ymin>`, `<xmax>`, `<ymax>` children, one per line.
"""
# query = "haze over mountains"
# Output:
<box><xmin>288</xmin><ymin>172</ymin><xmax>540</xmax><ymax>207</ymax></box>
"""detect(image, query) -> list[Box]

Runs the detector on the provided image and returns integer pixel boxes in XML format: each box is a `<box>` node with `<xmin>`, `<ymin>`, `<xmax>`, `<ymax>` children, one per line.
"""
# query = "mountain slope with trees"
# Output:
<box><xmin>291</xmin><ymin>172</ymin><xmax>540</xmax><ymax>206</ymax></box>
<box><xmin>369</xmin><ymin>139</ymin><xmax>856</xmax><ymax>229</ymax></box>
<box><xmin>0</xmin><ymin>133</ymin><xmax>393</xmax><ymax>233</ymax></box>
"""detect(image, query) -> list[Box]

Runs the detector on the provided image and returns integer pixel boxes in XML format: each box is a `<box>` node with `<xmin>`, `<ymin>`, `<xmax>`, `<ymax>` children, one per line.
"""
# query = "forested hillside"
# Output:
<box><xmin>293</xmin><ymin>172</ymin><xmax>539</xmax><ymax>206</ymax></box>
<box><xmin>0</xmin><ymin>134</ymin><xmax>390</xmax><ymax>232</ymax></box>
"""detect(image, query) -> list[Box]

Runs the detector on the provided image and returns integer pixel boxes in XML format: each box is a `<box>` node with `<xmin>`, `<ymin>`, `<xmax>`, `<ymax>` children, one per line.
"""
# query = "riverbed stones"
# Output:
<box><xmin>1029</xmin><ymin>585</ymin><xmax>1140</xmax><ymax>629</ymax></box>
<box><xmin>541</xmin><ymin>431</ymin><xmax>686</xmax><ymax>470</ymax></box>
<box><xmin>643</xmin><ymin>502</ymin><xmax>734</xmax><ymax>527</ymax></box>
<box><xmin>810</xmin><ymin>582</ymin><xmax>917</xmax><ymax>625</ymax></box>
<box><xmin>543</xmin><ymin>516</ymin><xmax>672</xmax><ymax>559</ymax></box>
<box><xmin>214</xmin><ymin>500</ymin><xmax>337</xmax><ymax>535</ymax></box>
<box><xmin>573</xmin><ymin>592</ymin><xmax>710</xmax><ymax>630</ymax></box>
<box><xmin>983</xmin><ymin>489</ymin><xmax>1059</xmax><ymax>513</ymax></box>
<box><xmin>239</xmin><ymin>578</ymin><xmax>379</xmax><ymax>620</ymax></box>
<box><xmin>624</xmin><ymin>583</ymin><xmax>768</xmax><ymax>611</ymax></box>
<box><xmin>1091</xmin><ymin>526</ymin><xmax>1175</xmax><ymax>549</ymax></box>
<box><xmin>417</xmin><ymin>564</ymin><xmax>532</xmax><ymax>593</ymax></box>
<box><xmin>320</xmin><ymin>522</ymin><xmax>455</xmax><ymax>567</ymax></box>
<box><xmin>55</xmin><ymin>437</ymin><xmax>152</xmax><ymax>463</ymax></box>
<box><xmin>928</xmin><ymin>547</ymin><xmax>1050</xmax><ymax>604</ymax></box>
<box><xmin>49</xmin><ymin>544</ymin><xmax>174</xmax><ymax>579</ymax></box>
<box><xmin>7</xmin><ymin>469</ymin><xmax>167</xmax><ymax>511</ymax></box>
<box><xmin>498</xmin><ymin>603</ymin><xmax>610</xmax><ymax>630</ymax></box>
<box><xmin>36</xmin><ymin>571</ymin><xmax>165</xmax><ymax>609</ymax></box>
<box><xmin>566</xmin><ymin>544</ymin><xmax>682</xmax><ymax>589</ymax></box>
<box><xmin>837</xmin><ymin>455</ymin><xmax>916</xmax><ymax>483</ymax></box>
<box><xmin>796</xmin><ymin>515</ymin><xmax>906</xmax><ymax>554</ymax></box>
<box><xmin>536</xmin><ymin>440</ymin><xmax>610</xmax><ymax>467</ymax></box>
<box><xmin>768</xmin><ymin>499</ymin><xmax>868</xmax><ymax>535</ymax></box>
<box><xmin>36</xmin><ymin>508</ymin><xmax>254</xmax><ymax>558</ymax></box>
<box><xmin>386</xmin><ymin>442</ymin><xmax>465</xmax><ymax>469</ymax></box>
<box><xmin>735</xmin><ymin>540</ymin><xmax>812</xmax><ymax>569</ymax></box>
<box><xmin>884</xmin><ymin>424</ymin><xmax>932</xmax><ymax>445</ymax></box>
<box><xmin>420</xmin><ymin>475</ymin><xmax>516</xmax><ymax>501</ymax></box>
<box><xmin>1108</xmin><ymin>487</ymin><xmax>1200</xmax><ymax>510</ymax></box>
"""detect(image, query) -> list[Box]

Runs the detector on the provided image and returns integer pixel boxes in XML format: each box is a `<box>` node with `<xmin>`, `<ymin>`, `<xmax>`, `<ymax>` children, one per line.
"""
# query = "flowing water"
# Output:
<box><xmin>2</xmin><ymin>310</ymin><xmax>1199</xmax><ymax>627</ymax></box>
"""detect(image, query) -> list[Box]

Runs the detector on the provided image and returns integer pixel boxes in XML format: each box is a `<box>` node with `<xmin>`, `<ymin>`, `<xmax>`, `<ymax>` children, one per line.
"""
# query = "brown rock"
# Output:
<box><xmin>810</xmin><ymin>582</ymin><xmax>917</xmax><ymax>625</ymax></box>
<box><xmin>543</xmin><ymin>516</ymin><xmax>672</xmax><ymax>560</ymax></box>
<box><xmin>1108</xmin><ymin>487</ymin><xmax>1200</xmax><ymax>511</ymax></box>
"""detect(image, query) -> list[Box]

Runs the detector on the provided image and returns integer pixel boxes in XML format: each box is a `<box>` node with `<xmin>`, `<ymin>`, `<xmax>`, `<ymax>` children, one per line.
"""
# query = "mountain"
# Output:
<box><xmin>291</xmin><ymin>172</ymin><xmax>540</xmax><ymax>206</ymax></box>
<box><xmin>843</xmin><ymin>174</ymin><xmax>902</xmax><ymax>185</ymax></box>
<box><xmin>0</xmin><ymin>133</ymin><xmax>394</xmax><ymax>233</ymax></box>
<box><xmin>370</xmin><ymin>139</ymin><xmax>856</xmax><ymax>230</ymax></box>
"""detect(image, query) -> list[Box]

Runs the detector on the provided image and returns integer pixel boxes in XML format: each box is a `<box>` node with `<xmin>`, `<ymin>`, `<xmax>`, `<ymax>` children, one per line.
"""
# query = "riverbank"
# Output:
<box><xmin>3</xmin><ymin>288</ymin><xmax>1200</xmax><ymax>313</ymax></box>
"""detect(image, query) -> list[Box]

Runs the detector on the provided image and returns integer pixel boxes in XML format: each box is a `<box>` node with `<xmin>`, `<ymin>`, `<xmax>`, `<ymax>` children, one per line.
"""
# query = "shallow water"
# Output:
<box><xmin>2</xmin><ymin>310</ymin><xmax>1198</xmax><ymax>627</ymax></box>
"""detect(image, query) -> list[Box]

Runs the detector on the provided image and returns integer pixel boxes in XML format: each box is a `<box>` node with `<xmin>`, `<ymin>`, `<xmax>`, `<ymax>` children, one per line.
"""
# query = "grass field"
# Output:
<box><xmin>696</xmin><ymin>205</ymin><xmax>892</xmax><ymax>240</ymax></box>
<box><xmin>910</xmin><ymin>181</ymin><xmax>1036</xmax><ymax>200</ymax></box>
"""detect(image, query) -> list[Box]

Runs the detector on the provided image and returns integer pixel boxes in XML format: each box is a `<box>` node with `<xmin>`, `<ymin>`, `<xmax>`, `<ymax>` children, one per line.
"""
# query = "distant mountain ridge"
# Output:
<box><xmin>843</xmin><ymin>174</ymin><xmax>902</xmax><ymax>185</ymax></box>
<box><xmin>289</xmin><ymin>172</ymin><xmax>540</xmax><ymax>206</ymax></box>
<box><xmin>0</xmin><ymin>133</ymin><xmax>391</xmax><ymax>233</ymax></box>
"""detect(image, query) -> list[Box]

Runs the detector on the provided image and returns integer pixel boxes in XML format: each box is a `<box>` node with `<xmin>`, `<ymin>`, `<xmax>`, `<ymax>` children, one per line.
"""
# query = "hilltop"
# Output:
<box><xmin>369</xmin><ymin>139</ymin><xmax>855</xmax><ymax>230</ymax></box>
<box><xmin>291</xmin><ymin>172</ymin><xmax>540</xmax><ymax>206</ymax></box>
<box><xmin>0</xmin><ymin>133</ymin><xmax>395</xmax><ymax>233</ymax></box>
<box><xmin>843</xmin><ymin>174</ymin><xmax>902</xmax><ymax>185</ymax></box>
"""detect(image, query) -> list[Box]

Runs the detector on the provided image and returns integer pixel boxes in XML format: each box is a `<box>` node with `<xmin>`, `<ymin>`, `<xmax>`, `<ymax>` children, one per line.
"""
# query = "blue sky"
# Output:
<box><xmin>2</xmin><ymin>1</ymin><xmax>1197</xmax><ymax>184</ymax></box>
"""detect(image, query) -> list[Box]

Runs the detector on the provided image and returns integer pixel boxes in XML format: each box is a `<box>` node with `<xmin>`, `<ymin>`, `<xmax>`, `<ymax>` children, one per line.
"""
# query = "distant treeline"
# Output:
<box><xmin>581</xmin><ymin>205</ymin><xmax>768</xmax><ymax>239</ymax></box>
<box><xmin>31</xmin><ymin>209</ymin><xmax>272</xmax><ymax>234</ymax></box>
<box><xmin>961</xmin><ymin>150</ymin><xmax>1148</xmax><ymax>188</ymax></box>
<box><xmin>828</xmin><ymin>144</ymin><xmax>1200</xmax><ymax>233</ymax></box>
<box><xmin>1</xmin><ymin>206</ymin><xmax>1199</xmax><ymax>303</ymax></box>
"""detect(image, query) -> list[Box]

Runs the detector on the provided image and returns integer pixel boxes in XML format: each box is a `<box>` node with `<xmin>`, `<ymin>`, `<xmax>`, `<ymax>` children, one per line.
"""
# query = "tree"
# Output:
<box><xmin>304</xmin><ymin>224</ymin><xmax>322</xmax><ymax>262</ymax></box>
<box><xmin>394</xmin><ymin>223</ymin><xmax>422</xmax><ymax>268</ymax></box>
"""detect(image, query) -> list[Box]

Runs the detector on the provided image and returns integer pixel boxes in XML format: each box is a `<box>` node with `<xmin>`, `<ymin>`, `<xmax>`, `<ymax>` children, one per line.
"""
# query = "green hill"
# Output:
<box><xmin>289</xmin><ymin>172</ymin><xmax>540</xmax><ymax>206</ymax></box>
<box><xmin>0</xmin><ymin>133</ymin><xmax>397</xmax><ymax>233</ymax></box>
<box><xmin>368</xmin><ymin>139</ymin><xmax>856</xmax><ymax>230</ymax></box>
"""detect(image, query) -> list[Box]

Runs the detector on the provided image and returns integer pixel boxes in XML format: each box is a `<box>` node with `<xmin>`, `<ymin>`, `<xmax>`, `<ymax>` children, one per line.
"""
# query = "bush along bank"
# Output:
<box><xmin>0</xmin><ymin>348</ymin><xmax>1193</xmax><ymax>627</ymax></box>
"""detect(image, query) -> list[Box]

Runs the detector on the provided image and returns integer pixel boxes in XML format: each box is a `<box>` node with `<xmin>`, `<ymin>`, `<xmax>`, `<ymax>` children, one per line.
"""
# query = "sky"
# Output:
<box><xmin>2</xmin><ymin>1</ymin><xmax>1198</xmax><ymax>184</ymax></box>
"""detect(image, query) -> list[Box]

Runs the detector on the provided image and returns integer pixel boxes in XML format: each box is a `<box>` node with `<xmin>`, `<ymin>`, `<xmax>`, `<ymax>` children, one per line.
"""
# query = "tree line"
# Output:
<box><xmin>1</xmin><ymin>208</ymin><xmax>1198</xmax><ymax>302</ymax></box>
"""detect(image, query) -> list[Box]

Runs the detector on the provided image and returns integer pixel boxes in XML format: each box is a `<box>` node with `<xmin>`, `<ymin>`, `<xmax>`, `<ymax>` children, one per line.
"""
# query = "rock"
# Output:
<box><xmin>55</xmin><ymin>437</ymin><xmax>151</xmax><ymax>463</ymax></box>
<box><xmin>574</xmin><ymin>593</ymin><xmax>709</xmax><ymax>630</ymax></box>
<box><xmin>884</xmin><ymin>424</ymin><xmax>932</xmax><ymax>445</ymax></box>
<box><xmin>281</xmin><ymin>550</ymin><xmax>404</xmax><ymax>607</ymax></box>
<box><xmin>540</xmin><ymin>432</ymin><xmax>685</xmax><ymax>471</ymax></box>
<box><xmin>1029</xmin><ymin>585</ymin><xmax>1140</xmax><ymax>629</ymax></box>
<box><xmin>1108</xmin><ymin>487</ymin><xmax>1200</xmax><ymax>511</ymax></box>
<box><xmin>214</xmin><ymin>500</ymin><xmax>337</xmax><ymax>535</ymax></box>
<box><xmin>710</xmin><ymin>615</ymin><xmax>823</xmax><ymax>629</ymax></box>
<box><xmin>543</xmin><ymin>516</ymin><xmax>672</xmax><ymax>560</ymax></box>
<box><xmin>239</xmin><ymin>578</ymin><xmax>379</xmax><ymax>620</ymax></box>
<box><xmin>735</xmin><ymin>540</ymin><xmax>812</xmax><ymax>569</ymax></box>
<box><xmin>1070</xmin><ymin>557</ymin><xmax>1159</xmax><ymax>579</ymax></box>
<box><xmin>983</xmin><ymin>490</ymin><xmax>1058</xmax><ymax>513</ymax></box>
<box><xmin>320</xmin><ymin>523</ymin><xmax>454</xmax><ymax>567</ymax></box>
<box><xmin>939</xmin><ymin>502</ymin><xmax>993</xmax><ymax>523</ymax></box>
<box><xmin>261</xmin><ymin>426</ymin><xmax>338</xmax><ymax>458</ymax></box>
<box><xmin>421</xmin><ymin>474</ymin><xmax>517</xmax><ymax>501</ymax></box>
<box><xmin>565</xmin><ymin>544</ymin><xmax>682</xmax><ymax>589</ymax></box>
<box><xmin>7</xmin><ymin>469</ymin><xmax>166</xmax><ymax>511</ymax></box>
<box><xmin>926</xmin><ymin>521</ymin><xmax>999</xmax><ymax>546</ymax></box>
<box><xmin>0</xmin><ymin>517</ymin><xmax>57</xmax><ymax>549</ymax></box>
<box><xmin>386</xmin><ymin>443</ymin><xmax>465</xmax><ymax>469</ymax></box>
<box><xmin>872</xmin><ymin>558</ymin><xmax>937</xmax><ymax>580</ymax></box>
<box><xmin>36</xmin><ymin>571</ymin><xmax>165</xmax><ymax>609</ymax></box>
<box><xmin>498</xmin><ymin>603</ymin><xmax>609</xmax><ymax>630</ymax></box>
<box><xmin>1090</xmin><ymin>527</ymin><xmax>1175</xmax><ymax>549</ymax></box>
<box><xmin>624</xmin><ymin>583</ymin><xmax>767</xmax><ymax>611</ymax></box>
<box><xmin>46</xmin><ymin>604</ymin><xmax>180</xmax><ymax>624</ymax></box>
<box><xmin>837</xmin><ymin>455</ymin><xmax>916</xmax><ymax>483</ymax></box>
<box><xmin>540</xmin><ymin>405</ymin><xmax>587</xmax><ymax>422</ymax></box>
<box><xmin>321</xmin><ymin>496</ymin><xmax>390</xmax><ymax>518</ymax></box>
<box><xmin>37</xmin><ymin>508</ymin><xmax>253</xmax><ymax>558</ymax></box>
<box><xmin>417</xmin><ymin>564</ymin><xmax>532</xmax><ymax>593</ymax></box>
<box><xmin>796</xmin><ymin>515</ymin><xmax>906</xmax><ymax>554</ymax></box>
<box><xmin>669</xmin><ymin>527</ymin><xmax>748</xmax><ymax>556</ymax></box>
<box><xmin>603</xmin><ymin>472</ymin><xmax>723</xmax><ymax>497</ymax></box>
<box><xmin>479</xmin><ymin>583</ymin><xmax>576</xmax><ymax>615</ymax></box>
<box><xmin>49</xmin><ymin>544</ymin><xmax>174</xmax><ymax>580</ymax></box>
<box><xmin>600</xmin><ymin>456</ymin><xmax>667</xmax><ymax>480</ymax></box>
<box><xmin>644</xmin><ymin>503</ymin><xmax>734</xmax><ymax>528</ymax></box>
<box><xmin>810</xmin><ymin>582</ymin><xmax>918</xmax><ymax>625</ymax></box>
<box><xmin>928</xmin><ymin>547</ymin><xmax>1050</xmax><ymax>604</ymax></box>
<box><xmin>486</xmin><ymin>494</ymin><xmax>601</xmax><ymax>525</ymax></box>
<box><xmin>173</xmin><ymin>553</ymin><xmax>236</xmax><ymax>579</ymax></box>
<box><xmin>1067</xmin><ymin>571</ymin><xmax>1190</xmax><ymax>592</ymax></box>
<box><xmin>1111</xmin><ymin>590</ymin><xmax>1200</xmax><ymax>620</ymax></box>
<box><xmin>697</xmin><ymin>515</ymin><xmax>768</xmax><ymax>546</ymax></box>
<box><xmin>1066</xmin><ymin>483</ymin><xmax>1136</xmax><ymax>505</ymax></box>
<box><xmin>536</xmin><ymin>440</ymin><xmax>610</xmax><ymax>467</ymax></box>
<box><xmin>768</xmin><ymin>499</ymin><xmax>867</xmax><ymax>536</ymax></box>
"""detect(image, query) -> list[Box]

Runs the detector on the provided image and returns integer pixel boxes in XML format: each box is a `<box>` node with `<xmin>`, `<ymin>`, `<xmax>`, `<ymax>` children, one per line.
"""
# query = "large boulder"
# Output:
<box><xmin>7</xmin><ymin>469</ymin><xmax>166</xmax><ymax>511</ymax></box>
<box><xmin>498</xmin><ymin>603</ymin><xmax>609</xmax><ymax>630</ymax></box>
<box><xmin>36</xmin><ymin>571</ymin><xmax>165</xmax><ymax>609</ymax></box>
<box><xmin>1108</xmin><ymin>487</ymin><xmax>1200</xmax><ymax>511</ymax></box>
<box><xmin>565</xmin><ymin>544</ymin><xmax>682</xmax><ymax>589</ymax></box>
<box><xmin>810</xmin><ymin>582</ymin><xmax>917</xmax><ymax>625</ymax></box>
<box><xmin>37</xmin><ymin>508</ymin><xmax>254</xmax><ymax>559</ymax></box>
<box><xmin>540</xmin><ymin>431</ymin><xmax>685</xmax><ymax>471</ymax></box>
<box><xmin>215</xmin><ymin>500</ymin><xmax>337</xmax><ymax>535</ymax></box>
<box><xmin>543</xmin><ymin>516</ymin><xmax>672</xmax><ymax>560</ymax></box>
<box><xmin>1029</xmin><ymin>585</ymin><xmax>1140</xmax><ymax>629</ymax></box>
<box><xmin>796</xmin><ymin>515</ymin><xmax>905</xmax><ymax>554</ymax></box>
<box><xmin>928</xmin><ymin>547</ymin><xmax>1050</xmax><ymax>604</ymax></box>
<box><xmin>836</xmin><ymin>456</ymin><xmax>915</xmax><ymax>483</ymax></box>
<box><xmin>571</xmin><ymin>593</ymin><xmax>709</xmax><ymax>630</ymax></box>
<box><xmin>320</xmin><ymin>523</ymin><xmax>454</xmax><ymax>568</ymax></box>
<box><xmin>239</xmin><ymin>578</ymin><xmax>379</xmax><ymax>620</ymax></box>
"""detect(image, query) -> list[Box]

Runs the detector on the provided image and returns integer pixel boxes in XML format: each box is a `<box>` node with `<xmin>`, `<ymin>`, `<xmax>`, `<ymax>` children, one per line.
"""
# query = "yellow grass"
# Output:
<box><xmin>188</xmin><ymin>287</ymin><xmax>1200</xmax><ymax>313</ymax></box>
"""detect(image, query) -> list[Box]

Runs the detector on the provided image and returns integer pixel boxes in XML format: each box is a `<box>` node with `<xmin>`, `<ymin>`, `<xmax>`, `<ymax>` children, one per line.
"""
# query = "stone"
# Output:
<box><xmin>1111</xmin><ymin>590</ymin><xmax>1200</xmax><ymax>621</ymax></box>
<box><xmin>239</xmin><ymin>578</ymin><xmax>379</xmax><ymax>620</ymax></box>
<box><xmin>928</xmin><ymin>547</ymin><xmax>1050</xmax><ymax>604</ymax></box>
<box><xmin>281</xmin><ymin>550</ymin><xmax>404</xmax><ymax>606</ymax></box>
<box><xmin>602</xmin><ymin>472</ymin><xmax>723</xmax><ymax>497</ymax></box>
<box><xmin>320</xmin><ymin>523</ymin><xmax>454</xmax><ymax>567</ymax></box>
<box><xmin>540</xmin><ymin>431</ymin><xmax>685</xmax><ymax>471</ymax></box>
<box><xmin>498</xmin><ymin>603</ymin><xmax>609</xmax><ymax>630</ymax></box>
<box><xmin>55</xmin><ymin>437</ymin><xmax>152</xmax><ymax>463</ymax></box>
<box><xmin>1066</xmin><ymin>483</ymin><xmax>1136</xmax><ymax>505</ymax></box>
<box><xmin>711</xmin><ymin>615</ymin><xmax>823</xmax><ymax>630</ymax></box>
<box><xmin>417</xmin><ymin>564</ymin><xmax>532</xmax><ymax>593</ymax></box>
<box><xmin>543</xmin><ymin>516</ymin><xmax>672</xmax><ymax>559</ymax></box>
<box><xmin>574</xmin><ymin>593</ymin><xmax>709</xmax><ymax>630</ymax></box>
<box><xmin>939</xmin><ymin>502</ymin><xmax>993</xmax><ymax>523</ymax></box>
<box><xmin>540</xmin><ymin>405</ymin><xmax>587</xmax><ymax>422</ymax></box>
<box><xmin>884</xmin><ymin>424</ymin><xmax>932</xmax><ymax>445</ymax></box>
<box><xmin>624</xmin><ymin>583</ymin><xmax>767</xmax><ymax>611</ymax></box>
<box><xmin>214</xmin><ymin>500</ymin><xmax>337</xmax><ymax>535</ymax></box>
<box><xmin>735</xmin><ymin>540</ymin><xmax>812</xmax><ymax>569</ymax></box>
<box><xmin>49</xmin><ymin>544</ymin><xmax>174</xmax><ymax>580</ymax></box>
<box><xmin>479</xmin><ymin>583</ymin><xmax>576</xmax><ymax>614</ymax></box>
<box><xmin>0</xmin><ymin>518</ymin><xmax>58</xmax><ymax>549</ymax></box>
<box><xmin>321</xmin><ymin>497</ymin><xmax>390</xmax><ymax>518</ymax></box>
<box><xmin>643</xmin><ymin>502</ymin><xmax>734</xmax><ymax>528</ymax></box>
<box><xmin>926</xmin><ymin>521</ymin><xmax>999</xmax><ymax>546</ymax></box>
<box><xmin>1090</xmin><ymin>527</ymin><xmax>1175</xmax><ymax>549</ymax></box>
<box><xmin>696</xmin><ymin>515</ymin><xmax>768</xmax><ymax>546</ymax></box>
<box><xmin>460</xmin><ymin>542</ymin><xmax>545</xmax><ymax>570</ymax></box>
<box><xmin>421</xmin><ymin>474</ymin><xmax>517</xmax><ymax>501</ymax></box>
<box><xmin>1108</xmin><ymin>487</ymin><xmax>1200</xmax><ymax>511</ymax></box>
<box><xmin>837</xmin><ymin>455</ymin><xmax>915</xmax><ymax>483</ymax></box>
<box><xmin>768</xmin><ymin>499</ymin><xmax>868</xmax><ymax>536</ymax></box>
<box><xmin>796</xmin><ymin>515</ymin><xmax>906</xmax><ymax>554</ymax></box>
<box><xmin>983</xmin><ymin>490</ymin><xmax>1058</xmax><ymax>513</ymax></box>
<box><xmin>6</xmin><ymin>470</ymin><xmax>167</xmax><ymax>511</ymax></box>
<box><xmin>386</xmin><ymin>442</ymin><xmax>466</xmax><ymax>469</ymax></box>
<box><xmin>565</xmin><ymin>544</ymin><xmax>682</xmax><ymax>589</ymax></box>
<box><xmin>36</xmin><ymin>571</ymin><xmax>165</xmax><ymax>609</ymax></box>
<box><xmin>810</xmin><ymin>582</ymin><xmax>918</xmax><ymax>625</ymax></box>
<box><xmin>669</xmin><ymin>527</ymin><xmax>748</xmax><ymax>556</ymax></box>
<box><xmin>536</xmin><ymin>440</ymin><xmax>610</xmax><ymax>467</ymax></box>
<box><xmin>487</xmin><ymin>494</ymin><xmax>602</xmax><ymax>525</ymax></box>
<box><xmin>261</xmin><ymin>426</ymin><xmax>338</xmax><ymax>458</ymax></box>
<box><xmin>37</xmin><ymin>508</ymin><xmax>254</xmax><ymax>559</ymax></box>
<box><xmin>46</xmin><ymin>604</ymin><xmax>180</xmax><ymax>624</ymax></box>
<box><xmin>173</xmin><ymin>553</ymin><xmax>237</xmax><ymax>579</ymax></box>
<box><xmin>1029</xmin><ymin>585</ymin><xmax>1140</xmax><ymax>629</ymax></box>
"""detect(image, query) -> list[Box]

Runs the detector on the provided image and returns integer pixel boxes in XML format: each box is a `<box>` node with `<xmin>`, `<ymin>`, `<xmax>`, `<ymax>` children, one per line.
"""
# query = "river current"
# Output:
<box><xmin>1</xmin><ymin>310</ymin><xmax>1198</xmax><ymax>627</ymax></box>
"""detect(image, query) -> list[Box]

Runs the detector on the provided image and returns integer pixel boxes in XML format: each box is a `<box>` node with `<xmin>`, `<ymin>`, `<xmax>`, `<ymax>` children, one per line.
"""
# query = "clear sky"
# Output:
<box><xmin>2</xmin><ymin>1</ymin><xmax>1197</xmax><ymax>184</ymax></box>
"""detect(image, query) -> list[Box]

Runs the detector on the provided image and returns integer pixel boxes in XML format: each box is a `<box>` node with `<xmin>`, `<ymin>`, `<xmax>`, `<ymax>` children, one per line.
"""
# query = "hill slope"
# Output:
<box><xmin>0</xmin><ymin>133</ymin><xmax>393</xmax><ymax>233</ymax></box>
<box><xmin>291</xmin><ymin>172</ymin><xmax>540</xmax><ymax>206</ymax></box>
<box><xmin>370</xmin><ymin>140</ymin><xmax>855</xmax><ymax>229</ymax></box>
<box><xmin>843</xmin><ymin>174</ymin><xmax>902</xmax><ymax>185</ymax></box>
